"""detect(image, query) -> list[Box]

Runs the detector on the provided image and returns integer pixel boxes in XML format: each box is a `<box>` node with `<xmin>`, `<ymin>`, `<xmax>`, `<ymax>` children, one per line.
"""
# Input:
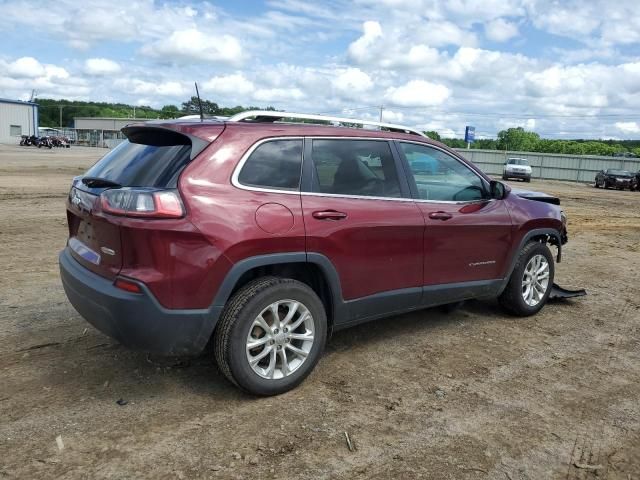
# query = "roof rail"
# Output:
<box><xmin>228</xmin><ymin>110</ymin><xmax>426</xmax><ymax>137</ymax></box>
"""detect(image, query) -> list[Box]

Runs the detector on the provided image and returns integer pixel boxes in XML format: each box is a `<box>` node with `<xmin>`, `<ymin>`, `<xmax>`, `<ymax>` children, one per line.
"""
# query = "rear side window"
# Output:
<box><xmin>84</xmin><ymin>134</ymin><xmax>192</xmax><ymax>188</ymax></box>
<box><xmin>238</xmin><ymin>139</ymin><xmax>303</xmax><ymax>190</ymax></box>
<box><xmin>310</xmin><ymin>139</ymin><xmax>402</xmax><ymax>198</ymax></box>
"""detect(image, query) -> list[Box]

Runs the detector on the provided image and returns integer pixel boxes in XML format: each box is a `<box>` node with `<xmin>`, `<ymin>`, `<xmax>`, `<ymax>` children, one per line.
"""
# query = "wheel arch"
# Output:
<box><xmin>499</xmin><ymin>228</ymin><xmax>562</xmax><ymax>295</ymax></box>
<box><xmin>211</xmin><ymin>253</ymin><xmax>344</xmax><ymax>335</ymax></box>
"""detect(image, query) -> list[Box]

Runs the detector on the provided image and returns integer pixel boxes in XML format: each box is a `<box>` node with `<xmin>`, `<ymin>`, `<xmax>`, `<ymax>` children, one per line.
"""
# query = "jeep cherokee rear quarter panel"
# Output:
<box><xmin>177</xmin><ymin>126</ymin><xmax>307</xmax><ymax>296</ymax></box>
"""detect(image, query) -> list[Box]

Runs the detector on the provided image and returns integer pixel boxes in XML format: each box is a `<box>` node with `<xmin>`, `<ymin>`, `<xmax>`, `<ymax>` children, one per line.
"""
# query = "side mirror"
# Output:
<box><xmin>490</xmin><ymin>180</ymin><xmax>508</xmax><ymax>200</ymax></box>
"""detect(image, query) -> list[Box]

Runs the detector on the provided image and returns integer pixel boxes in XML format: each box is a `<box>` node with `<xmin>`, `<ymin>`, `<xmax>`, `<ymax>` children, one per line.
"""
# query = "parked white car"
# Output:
<box><xmin>503</xmin><ymin>157</ymin><xmax>532</xmax><ymax>182</ymax></box>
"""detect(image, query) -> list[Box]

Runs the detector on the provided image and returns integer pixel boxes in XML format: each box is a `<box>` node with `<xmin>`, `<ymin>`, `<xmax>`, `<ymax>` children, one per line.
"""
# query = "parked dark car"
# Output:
<box><xmin>632</xmin><ymin>171</ymin><xmax>640</xmax><ymax>191</ymax></box>
<box><xmin>594</xmin><ymin>169</ymin><xmax>634</xmax><ymax>190</ymax></box>
<box><xmin>59</xmin><ymin>111</ymin><xmax>569</xmax><ymax>395</ymax></box>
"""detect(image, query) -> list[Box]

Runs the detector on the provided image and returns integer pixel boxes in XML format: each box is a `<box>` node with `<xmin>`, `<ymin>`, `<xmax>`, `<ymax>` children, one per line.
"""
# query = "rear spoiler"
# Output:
<box><xmin>121</xmin><ymin>125</ymin><xmax>211</xmax><ymax>160</ymax></box>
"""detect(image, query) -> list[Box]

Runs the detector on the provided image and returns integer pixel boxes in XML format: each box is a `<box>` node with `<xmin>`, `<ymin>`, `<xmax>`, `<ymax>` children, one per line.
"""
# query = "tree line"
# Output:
<box><xmin>425</xmin><ymin>127</ymin><xmax>640</xmax><ymax>157</ymax></box>
<box><xmin>36</xmin><ymin>98</ymin><xmax>639</xmax><ymax>156</ymax></box>
<box><xmin>35</xmin><ymin>97</ymin><xmax>274</xmax><ymax>129</ymax></box>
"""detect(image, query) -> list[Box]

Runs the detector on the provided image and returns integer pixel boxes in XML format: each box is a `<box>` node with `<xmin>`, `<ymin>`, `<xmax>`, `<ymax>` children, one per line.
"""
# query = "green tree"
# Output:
<box><xmin>160</xmin><ymin>105</ymin><xmax>180</xmax><ymax>119</ymax></box>
<box><xmin>496</xmin><ymin>127</ymin><xmax>541</xmax><ymax>151</ymax></box>
<box><xmin>423</xmin><ymin>130</ymin><xmax>441</xmax><ymax>141</ymax></box>
<box><xmin>181</xmin><ymin>96</ymin><xmax>219</xmax><ymax>115</ymax></box>
<box><xmin>473</xmin><ymin>139</ymin><xmax>497</xmax><ymax>149</ymax></box>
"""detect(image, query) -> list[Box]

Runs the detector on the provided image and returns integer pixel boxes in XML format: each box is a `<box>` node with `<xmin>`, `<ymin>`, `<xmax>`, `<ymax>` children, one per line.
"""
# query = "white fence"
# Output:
<box><xmin>16</xmin><ymin>131</ymin><xmax>640</xmax><ymax>183</ymax></box>
<box><xmin>456</xmin><ymin>149</ymin><xmax>640</xmax><ymax>183</ymax></box>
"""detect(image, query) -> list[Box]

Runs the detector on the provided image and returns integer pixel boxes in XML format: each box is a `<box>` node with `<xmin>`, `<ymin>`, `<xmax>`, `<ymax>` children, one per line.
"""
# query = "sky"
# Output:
<box><xmin>1</xmin><ymin>0</ymin><xmax>640</xmax><ymax>139</ymax></box>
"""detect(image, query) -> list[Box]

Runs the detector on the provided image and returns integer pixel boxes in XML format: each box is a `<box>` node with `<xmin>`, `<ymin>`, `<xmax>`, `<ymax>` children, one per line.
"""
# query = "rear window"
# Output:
<box><xmin>84</xmin><ymin>135</ymin><xmax>192</xmax><ymax>188</ymax></box>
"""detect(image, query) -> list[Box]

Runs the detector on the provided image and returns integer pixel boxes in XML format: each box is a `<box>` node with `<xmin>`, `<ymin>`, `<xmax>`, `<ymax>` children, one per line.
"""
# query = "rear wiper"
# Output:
<box><xmin>81</xmin><ymin>177</ymin><xmax>122</xmax><ymax>188</ymax></box>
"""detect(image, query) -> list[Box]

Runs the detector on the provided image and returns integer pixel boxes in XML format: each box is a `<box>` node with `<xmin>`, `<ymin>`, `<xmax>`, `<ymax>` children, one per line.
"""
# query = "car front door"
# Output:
<box><xmin>397</xmin><ymin>141</ymin><xmax>513</xmax><ymax>288</ymax></box>
<box><xmin>300</xmin><ymin>138</ymin><xmax>424</xmax><ymax>323</ymax></box>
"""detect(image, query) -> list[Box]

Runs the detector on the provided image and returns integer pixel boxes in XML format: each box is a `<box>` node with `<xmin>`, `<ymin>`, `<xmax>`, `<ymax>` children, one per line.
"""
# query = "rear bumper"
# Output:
<box><xmin>59</xmin><ymin>247</ymin><xmax>222</xmax><ymax>355</ymax></box>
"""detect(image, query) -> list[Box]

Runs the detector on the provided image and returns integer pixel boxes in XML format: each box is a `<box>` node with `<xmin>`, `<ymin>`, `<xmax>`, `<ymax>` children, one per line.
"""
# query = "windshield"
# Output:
<box><xmin>607</xmin><ymin>169</ymin><xmax>631</xmax><ymax>176</ymax></box>
<box><xmin>507</xmin><ymin>159</ymin><xmax>529</xmax><ymax>166</ymax></box>
<box><xmin>84</xmin><ymin>139</ymin><xmax>192</xmax><ymax>188</ymax></box>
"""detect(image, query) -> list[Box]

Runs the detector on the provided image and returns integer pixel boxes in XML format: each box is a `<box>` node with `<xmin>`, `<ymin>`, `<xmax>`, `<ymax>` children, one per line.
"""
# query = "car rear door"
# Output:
<box><xmin>300</xmin><ymin>138</ymin><xmax>424</xmax><ymax>322</ymax></box>
<box><xmin>396</xmin><ymin>141</ymin><xmax>513</xmax><ymax>287</ymax></box>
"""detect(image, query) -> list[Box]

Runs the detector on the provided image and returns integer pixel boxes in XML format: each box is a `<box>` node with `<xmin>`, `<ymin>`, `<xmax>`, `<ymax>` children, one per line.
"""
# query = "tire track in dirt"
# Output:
<box><xmin>565</xmin><ymin>299</ymin><xmax>637</xmax><ymax>479</ymax></box>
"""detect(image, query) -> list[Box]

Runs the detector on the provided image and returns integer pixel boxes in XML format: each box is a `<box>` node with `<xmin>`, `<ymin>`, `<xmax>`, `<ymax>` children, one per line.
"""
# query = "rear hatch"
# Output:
<box><xmin>66</xmin><ymin>127</ymin><xmax>209</xmax><ymax>279</ymax></box>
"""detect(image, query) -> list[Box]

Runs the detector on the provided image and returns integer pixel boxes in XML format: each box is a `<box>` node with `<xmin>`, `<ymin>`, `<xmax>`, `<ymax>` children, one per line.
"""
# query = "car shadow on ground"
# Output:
<box><xmin>13</xmin><ymin>299</ymin><xmax>508</xmax><ymax>404</ymax></box>
<box><xmin>326</xmin><ymin>298</ymin><xmax>505</xmax><ymax>354</ymax></box>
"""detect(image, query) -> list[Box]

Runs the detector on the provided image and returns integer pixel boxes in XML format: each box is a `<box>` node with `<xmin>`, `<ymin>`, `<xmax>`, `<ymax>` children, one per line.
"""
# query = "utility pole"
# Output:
<box><xmin>59</xmin><ymin>106</ymin><xmax>63</xmax><ymax>130</ymax></box>
<box><xmin>133</xmin><ymin>106</ymin><xmax>136</xmax><ymax>119</ymax></box>
<box><xmin>379</xmin><ymin>105</ymin><xmax>384</xmax><ymax>122</ymax></box>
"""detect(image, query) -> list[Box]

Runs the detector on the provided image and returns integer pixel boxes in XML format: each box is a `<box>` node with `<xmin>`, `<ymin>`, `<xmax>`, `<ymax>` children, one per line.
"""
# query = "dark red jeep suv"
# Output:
<box><xmin>59</xmin><ymin>111</ymin><xmax>567</xmax><ymax>395</ymax></box>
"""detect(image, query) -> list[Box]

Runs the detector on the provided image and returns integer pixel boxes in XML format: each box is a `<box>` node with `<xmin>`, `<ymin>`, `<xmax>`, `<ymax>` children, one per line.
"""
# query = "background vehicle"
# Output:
<box><xmin>631</xmin><ymin>171</ymin><xmax>640</xmax><ymax>191</ymax></box>
<box><xmin>503</xmin><ymin>157</ymin><xmax>532</xmax><ymax>182</ymax></box>
<box><xmin>59</xmin><ymin>111</ymin><xmax>568</xmax><ymax>396</ymax></box>
<box><xmin>594</xmin><ymin>169</ymin><xmax>634</xmax><ymax>190</ymax></box>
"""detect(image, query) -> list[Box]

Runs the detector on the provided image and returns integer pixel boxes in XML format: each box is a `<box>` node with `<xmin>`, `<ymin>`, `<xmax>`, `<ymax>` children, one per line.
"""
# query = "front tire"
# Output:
<box><xmin>214</xmin><ymin>277</ymin><xmax>327</xmax><ymax>396</ymax></box>
<box><xmin>499</xmin><ymin>241</ymin><xmax>554</xmax><ymax>316</ymax></box>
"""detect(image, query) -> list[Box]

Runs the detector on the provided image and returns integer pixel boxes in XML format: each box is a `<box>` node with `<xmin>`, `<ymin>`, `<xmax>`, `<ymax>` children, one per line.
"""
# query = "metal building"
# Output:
<box><xmin>0</xmin><ymin>98</ymin><xmax>39</xmax><ymax>144</ymax></box>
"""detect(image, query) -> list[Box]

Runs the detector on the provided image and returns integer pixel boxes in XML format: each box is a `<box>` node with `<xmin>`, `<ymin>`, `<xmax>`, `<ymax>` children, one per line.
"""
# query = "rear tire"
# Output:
<box><xmin>594</xmin><ymin>180</ymin><xmax>599</xmax><ymax>188</ymax></box>
<box><xmin>214</xmin><ymin>277</ymin><xmax>327</xmax><ymax>396</ymax></box>
<box><xmin>499</xmin><ymin>241</ymin><xmax>554</xmax><ymax>317</ymax></box>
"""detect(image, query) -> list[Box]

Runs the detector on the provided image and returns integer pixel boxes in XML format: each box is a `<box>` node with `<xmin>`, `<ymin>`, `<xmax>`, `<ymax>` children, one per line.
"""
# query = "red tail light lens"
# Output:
<box><xmin>100</xmin><ymin>188</ymin><xmax>184</xmax><ymax>218</ymax></box>
<box><xmin>114</xmin><ymin>277</ymin><xmax>142</xmax><ymax>293</ymax></box>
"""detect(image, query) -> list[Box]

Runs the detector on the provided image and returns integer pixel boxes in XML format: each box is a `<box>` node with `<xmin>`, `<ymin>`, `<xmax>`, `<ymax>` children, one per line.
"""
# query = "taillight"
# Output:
<box><xmin>100</xmin><ymin>188</ymin><xmax>184</xmax><ymax>218</ymax></box>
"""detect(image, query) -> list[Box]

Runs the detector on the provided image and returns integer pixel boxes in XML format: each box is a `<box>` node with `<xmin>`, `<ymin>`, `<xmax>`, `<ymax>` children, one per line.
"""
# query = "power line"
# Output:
<box><xmin>318</xmin><ymin>104</ymin><xmax>640</xmax><ymax>119</ymax></box>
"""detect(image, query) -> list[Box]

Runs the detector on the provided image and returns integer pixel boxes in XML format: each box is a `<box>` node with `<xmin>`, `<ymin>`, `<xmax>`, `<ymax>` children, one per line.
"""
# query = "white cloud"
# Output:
<box><xmin>485</xmin><ymin>18</ymin><xmax>519</xmax><ymax>42</ymax></box>
<box><xmin>2</xmin><ymin>0</ymin><xmax>640</xmax><ymax>140</ymax></box>
<box><xmin>443</xmin><ymin>0</ymin><xmax>526</xmax><ymax>24</ymax></box>
<box><xmin>114</xmin><ymin>79</ymin><xmax>188</xmax><ymax>97</ymax></box>
<box><xmin>347</xmin><ymin>21</ymin><xmax>383</xmax><ymax>64</ymax></box>
<box><xmin>384</xmin><ymin>80</ymin><xmax>451</xmax><ymax>107</ymax></box>
<box><xmin>203</xmin><ymin>73</ymin><xmax>254</xmax><ymax>96</ymax></box>
<box><xmin>141</xmin><ymin>28</ymin><xmax>243</xmax><ymax>65</ymax></box>
<box><xmin>332</xmin><ymin>68</ymin><xmax>373</xmax><ymax>95</ymax></box>
<box><xmin>615</xmin><ymin>122</ymin><xmax>640</xmax><ymax>134</ymax></box>
<box><xmin>380</xmin><ymin>110</ymin><xmax>404</xmax><ymax>123</ymax></box>
<box><xmin>525</xmin><ymin>0</ymin><xmax>640</xmax><ymax>47</ymax></box>
<box><xmin>253</xmin><ymin>87</ymin><xmax>305</xmax><ymax>102</ymax></box>
<box><xmin>84</xmin><ymin>58</ymin><xmax>121</xmax><ymax>76</ymax></box>
<box><xmin>7</xmin><ymin>57</ymin><xmax>45</xmax><ymax>78</ymax></box>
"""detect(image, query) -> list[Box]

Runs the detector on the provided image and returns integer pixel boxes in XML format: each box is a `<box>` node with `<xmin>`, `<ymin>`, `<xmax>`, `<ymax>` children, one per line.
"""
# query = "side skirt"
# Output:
<box><xmin>333</xmin><ymin>279</ymin><xmax>503</xmax><ymax>331</ymax></box>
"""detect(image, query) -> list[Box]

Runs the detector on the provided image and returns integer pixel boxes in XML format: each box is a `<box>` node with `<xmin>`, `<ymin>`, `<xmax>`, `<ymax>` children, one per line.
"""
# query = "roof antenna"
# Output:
<box><xmin>194</xmin><ymin>82</ymin><xmax>204</xmax><ymax>122</ymax></box>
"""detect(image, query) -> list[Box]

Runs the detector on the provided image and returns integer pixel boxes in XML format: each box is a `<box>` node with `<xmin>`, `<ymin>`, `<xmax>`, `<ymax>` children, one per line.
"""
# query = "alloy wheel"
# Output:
<box><xmin>521</xmin><ymin>254</ymin><xmax>550</xmax><ymax>307</ymax></box>
<box><xmin>245</xmin><ymin>300</ymin><xmax>315</xmax><ymax>380</ymax></box>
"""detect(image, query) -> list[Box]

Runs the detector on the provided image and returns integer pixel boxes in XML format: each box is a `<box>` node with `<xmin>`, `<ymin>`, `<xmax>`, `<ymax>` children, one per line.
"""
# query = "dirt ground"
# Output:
<box><xmin>0</xmin><ymin>143</ymin><xmax>638</xmax><ymax>480</ymax></box>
